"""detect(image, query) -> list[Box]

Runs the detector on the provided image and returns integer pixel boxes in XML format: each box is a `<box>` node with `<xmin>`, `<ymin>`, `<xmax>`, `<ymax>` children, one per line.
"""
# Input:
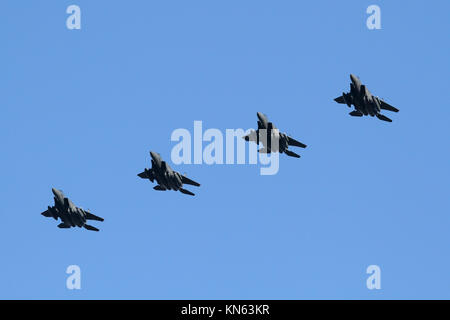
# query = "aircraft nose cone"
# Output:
<box><xmin>51</xmin><ymin>188</ymin><xmax>58</xmax><ymax>195</ymax></box>
<box><xmin>150</xmin><ymin>151</ymin><xmax>159</xmax><ymax>161</ymax></box>
<box><xmin>257</xmin><ymin>112</ymin><xmax>264</xmax><ymax>121</ymax></box>
<box><xmin>350</xmin><ymin>74</ymin><xmax>358</xmax><ymax>83</ymax></box>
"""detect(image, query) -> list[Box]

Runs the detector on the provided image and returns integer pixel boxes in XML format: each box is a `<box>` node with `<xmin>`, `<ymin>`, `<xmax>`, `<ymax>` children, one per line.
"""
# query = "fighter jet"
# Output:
<box><xmin>41</xmin><ymin>188</ymin><xmax>104</xmax><ymax>231</ymax></box>
<box><xmin>334</xmin><ymin>74</ymin><xmax>399</xmax><ymax>122</ymax></box>
<box><xmin>243</xmin><ymin>112</ymin><xmax>307</xmax><ymax>158</ymax></box>
<box><xmin>138</xmin><ymin>151</ymin><xmax>200</xmax><ymax>196</ymax></box>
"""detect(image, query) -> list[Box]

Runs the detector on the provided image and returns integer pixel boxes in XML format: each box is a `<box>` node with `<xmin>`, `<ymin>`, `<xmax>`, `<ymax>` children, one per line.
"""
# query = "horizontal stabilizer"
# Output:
<box><xmin>379</xmin><ymin>100</ymin><xmax>399</xmax><ymax>112</ymax></box>
<box><xmin>349</xmin><ymin>110</ymin><xmax>363</xmax><ymax>117</ymax></box>
<box><xmin>284</xmin><ymin>150</ymin><xmax>300</xmax><ymax>158</ymax></box>
<box><xmin>376</xmin><ymin>114</ymin><xmax>392</xmax><ymax>122</ymax></box>
<box><xmin>179</xmin><ymin>188</ymin><xmax>195</xmax><ymax>196</ymax></box>
<box><xmin>84</xmin><ymin>224</ymin><xmax>99</xmax><ymax>232</ymax></box>
<box><xmin>85</xmin><ymin>212</ymin><xmax>104</xmax><ymax>222</ymax></box>
<box><xmin>181</xmin><ymin>175</ymin><xmax>200</xmax><ymax>187</ymax></box>
<box><xmin>287</xmin><ymin>136</ymin><xmax>307</xmax><ymax>148</ymax></box>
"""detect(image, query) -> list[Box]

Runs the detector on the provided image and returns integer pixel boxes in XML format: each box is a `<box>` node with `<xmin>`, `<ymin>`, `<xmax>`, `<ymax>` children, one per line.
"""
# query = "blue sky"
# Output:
<box><xmin>1</xmin><ymin>0</ymin><xmax>449</xmax><ymax>299</ymax></box>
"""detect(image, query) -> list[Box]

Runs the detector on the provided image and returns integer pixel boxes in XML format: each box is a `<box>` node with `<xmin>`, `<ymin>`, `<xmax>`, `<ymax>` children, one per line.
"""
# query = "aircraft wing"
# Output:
<box><xmin>137</xmin><ymin>171</ymin><xmax>148</xmax><ymax>179</ymax></box>
<box><xmin>41</xmin><ymin>209</ymin><xmax>53</xmax><ymax>217</ymax></box>
<box><xmin>243</xmin><ymin>130</ymin><xmax>257</xmax><ymax>142</ymax></box>
<box><xmin>181</xmin><ymin>175</ymin><xmax>200</xmax><ymax>187</ymax></box>
<box><xmin>41</xmin><ymin>206</ymin><xmax>58</xmax><ymax>220</ymax></box>
<box><xmin>137</xmin><ymin>169</ymin><xmax>154</xmax><ymax>181</ymax></box>
<box><xmin>287</xmin><ymin>136</ymin><xmax>307</xmax><ymax>148</ymax></box>
<box><xmin>335</xmin><ymin>92</ymin><xmax>352</xmax><ymax>106</ymax></box>
<box><xmin>85</xmin><ymin>211</ymin><xmax>104</xmax><ymax>222</ymax></box>
<box><xmin>379</xmin><ymin>100</ymin><xmax>399</xmax><ymax>112</ymax></box>
<box><xmin>334</xmin><ymin>96</ymin><xmax>346</xmax><ymax>104</ymax></box>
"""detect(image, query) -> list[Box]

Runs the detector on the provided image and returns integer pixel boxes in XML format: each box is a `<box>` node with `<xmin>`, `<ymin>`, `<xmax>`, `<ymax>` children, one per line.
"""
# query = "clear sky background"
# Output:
<box><xmin>1</xmin><ymin>0</ymin><xmax>449</xmax><ymax>299</ymax></box>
